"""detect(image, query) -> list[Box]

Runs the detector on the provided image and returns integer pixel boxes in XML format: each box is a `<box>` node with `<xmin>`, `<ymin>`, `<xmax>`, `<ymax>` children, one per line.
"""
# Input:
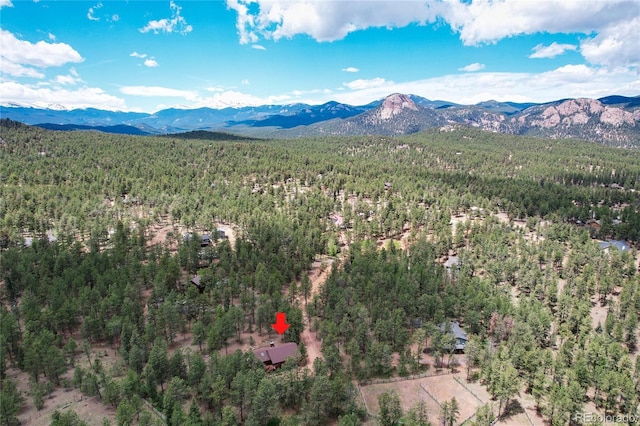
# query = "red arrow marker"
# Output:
<box><xmin>271</xmin><ymin>312</ymin><xmax>290</xmax><ymax>335</ymax></box>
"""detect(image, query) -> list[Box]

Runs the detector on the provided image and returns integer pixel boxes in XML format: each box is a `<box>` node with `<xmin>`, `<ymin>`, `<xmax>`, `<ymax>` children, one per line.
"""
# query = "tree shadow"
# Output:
<box><xmin>500</xmin><ymin>399</ymin><xmax>525</xmax><ymax>421</ymax></box>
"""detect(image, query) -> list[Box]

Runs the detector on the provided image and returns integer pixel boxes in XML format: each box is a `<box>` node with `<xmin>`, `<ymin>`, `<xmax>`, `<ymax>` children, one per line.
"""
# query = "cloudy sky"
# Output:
<box><xmin>1</xmin><ymin>0</ymin><xmax>638</xmax><ymax>112</ymax></box>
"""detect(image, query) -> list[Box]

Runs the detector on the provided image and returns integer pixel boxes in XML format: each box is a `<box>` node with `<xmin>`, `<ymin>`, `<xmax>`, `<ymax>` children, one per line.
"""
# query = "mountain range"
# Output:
<box><xmin>1</xmin><ymin>94</ymin><xmax>639</xmax><ymax>147</ymax></box>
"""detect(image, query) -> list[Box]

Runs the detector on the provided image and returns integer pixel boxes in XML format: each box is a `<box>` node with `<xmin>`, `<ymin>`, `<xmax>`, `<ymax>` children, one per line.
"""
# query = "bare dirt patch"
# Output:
<box><xmin>360</xmin><ymin>373</ymin><xmax>487</xmax><ymax>424</ymax></box>
<box><xmin>500</xmin><ymin>392</ymin><xmax>546</xmax><ymax>426</ymax></box>
<box><xmin>450</xmin><ymin>214</ymin><xmax>471</xmax><ymax>238</ymax></box>
<box><xmin>590</xmin><ymin>302</ymin><xmax>609</xmax><ymax>330</ymax></box>
<box><xmin>147</xmin><ymin>223</ymin><xmax>184</xmax><ymax>250</ymax></box>
<box><xmin>375</xmin><ymin>228</ymin><xmax>414</xmax><ymax>252</ymax></box>
<box><xmin>12</xmin><ymin>342</ymin><xmax>123</xmax><ymax>426</ymax></box>
<box><xmin>17</xmin><ymin>387</ymin><xmax>115</xmax><ymax>426</ymax></box>
<box><xmin>496</xmin><ymin>212</ymin><xmax>510</xmax><ymax>224</ymax></box>
<box><xmin>361</xmin><ymin>380</ymin><xmax>441</xmax><ymax>421</ymax></box>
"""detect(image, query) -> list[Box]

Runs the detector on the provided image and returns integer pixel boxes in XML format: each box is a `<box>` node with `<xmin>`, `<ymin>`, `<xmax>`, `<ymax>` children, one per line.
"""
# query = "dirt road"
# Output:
<box><xmin>299</xmin><ymin>257</ymin><xmax>334</xmax><ymax>367</ymax></box>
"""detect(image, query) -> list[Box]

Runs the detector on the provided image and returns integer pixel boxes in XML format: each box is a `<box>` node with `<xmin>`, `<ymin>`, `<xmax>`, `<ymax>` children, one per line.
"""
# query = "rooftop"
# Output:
<box><xmin>253</xmin><ymin>342</ymin><xmax>298</xmax><ymax>365</ymax></box>
<box><xmin>599</xmin><ymin>239</ymin><xmax>630</xmax><ymax>251</ymax></box>
<box><xmin>439</xmin><ymin>321</ymin><xmax>467</xmax><ymax>341</ymax></box>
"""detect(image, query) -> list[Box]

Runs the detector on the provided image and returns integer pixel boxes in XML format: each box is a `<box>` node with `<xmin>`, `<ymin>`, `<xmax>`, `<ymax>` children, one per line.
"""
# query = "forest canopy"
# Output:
<box><xmin>1</xmin><ymin>119</ymin><xmax>639</xmax><ymax>425</ymax></box>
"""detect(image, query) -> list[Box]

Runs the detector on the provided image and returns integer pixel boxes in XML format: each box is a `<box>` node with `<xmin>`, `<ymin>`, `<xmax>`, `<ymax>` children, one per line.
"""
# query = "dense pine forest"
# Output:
<box><xmin>1</xmin><ymin>118</ymin><xmax>639</xmax><ymax>425</ymax></box>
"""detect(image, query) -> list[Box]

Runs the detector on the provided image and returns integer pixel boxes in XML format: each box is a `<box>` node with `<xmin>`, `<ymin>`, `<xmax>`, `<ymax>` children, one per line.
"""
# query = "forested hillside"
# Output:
<box><xmin>1</xmin><ymin>119</ymin><xmax>639</xmax><ymax>425</ymax></box>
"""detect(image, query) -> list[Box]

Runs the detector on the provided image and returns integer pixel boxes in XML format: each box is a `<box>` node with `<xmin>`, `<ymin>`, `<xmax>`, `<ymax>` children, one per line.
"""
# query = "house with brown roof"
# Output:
<box><xmin>253</xmin><ymin>342</ymin><xmax>298</xmax><ymax>370</ymax></box>
<box><xmin>586</xmin><ymin>219</ymin><xmax>601</xmax><ymax>232</ymax></box>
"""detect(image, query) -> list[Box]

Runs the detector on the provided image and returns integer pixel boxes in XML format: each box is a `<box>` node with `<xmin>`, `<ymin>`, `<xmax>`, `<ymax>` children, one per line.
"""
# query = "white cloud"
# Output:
<box><xmin>226</xmin><ymin>0</ymin><xmax>434</xmax><ymax>43</ymax></box>
<box><xmin>120</xmin><ymin>85</ymin><xmax>199</xmax><ymax>100</ymax></box>
<box><xmin>439</xmin><ymin>0</ymin><xmax>629</xmax><ymax>45</ymax></box>
<box><xmin>580</xmin><ymin>16</ymin><xmax>640</xmax><ymax>67</ymax></box>
<box><xmin>151</xmin><ymin>87</ymin><xmax>331</xmax><ymax>110</ymax></box>
<box><xmin>0</xmin><ymin>0</ymin><xmax>13</xmax><ymax>8</ymax></box>
<box><xmin>195</xmin><ymin>90</ymin><xmax>268</xmax><ymax>108</ymax></box>
<box><xmin>140</xmin><ymin>1</ymin><xmax>193</xmax><ymax>35</ymax></box>
<box><xmin>252</xmin><ymin>44</ymin><xmax>266</xmax><ymax>50</ymax></box>
<box><xmin>1</xmin><ymin>30</ymin><xmax>83</xmax><ymax>67</ymax></box>
<box><xmin>226</xmin><ymin>0</ymin><xmax>639</xmax><ymax>69</ymax></box>
<box><xmin>529</xmin><ymin>42</ymin><xmax>577</xmax><ymax>59</ymax></box>
<box><xmin>343</xmin><ymin>77</ymin><xmax>389</xmax><ymax>90</ymax></box>
<box><xmin>53</xmin><ymin>67</ymin><xmax>82</xmax><ymax>85</ymax></box>
<box><xmin>0</xmin><ymin>62</ymin><xmax>45</xmax><ymax>79</ymax></box>
<box><xmin>130</xmin><ymin>52</ymin><xmax>158</xmax><ymax>67</ymax></box>
<box><xmin>87</xmin><ymin>2</ymin><xmax>102</xmax><ymax>21</ymax></box>
<box><xmin>54</xmin><ymin>74</ymin><xmax>83</xmax><ymax>86</ymax></box>
<box><xmin>194</xmin><ymin>90</ymin><xmax>296</xmax><ymax>109</ymax></box>
<box><xmin>329</xmin><ymin>65</ymin><xmax>640</xmax><ymax>106</ymax></box>
<box><xmin>241</xmin><ymin>79</ymin><xmax>250</xmax><ymax>85</ymax></box>
<box><xmin>459</xmin><ymin>62</ymin><xmax>485</xmax><ymax>72</ymax></box>
<box><xmin>439</xmin><ymin>0</ymin><xmax>639</xmax><ymax>67</ymax></box>
<box><xmin>0</xmin><ymin>30</ymin><xmax>83</xmax><ymax>78</ymax></box>
<box><xmin>0</xmin><ymin>80</ymin><xmax>128</xmax><ymax>111</ymax></box>
<box><xmin>8</xmin><ymin>65</ymin><xmax>634</xmax><ymax>112</ymax></box>
<box><xmin>342</xmin><ymin>67</ymin><xmax>360</xmax><ymax>73</ymax></box>
<box><xmin>48</xmin><ymin>33</ymin><xmax>56</xmax><ymax>42</ymax></box>
<box><xmin>226</xmin><ymin>0</ymin><xmax>259</xmax><ymax>44</ymax></box>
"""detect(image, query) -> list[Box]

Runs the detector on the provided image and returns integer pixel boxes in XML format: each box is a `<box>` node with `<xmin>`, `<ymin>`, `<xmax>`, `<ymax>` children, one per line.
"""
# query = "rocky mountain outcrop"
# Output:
<box><xmin>511</xmin><ymin>98</ymin><xmax>640</xmax><ymax>146</ymax></box>
<box><xmin>312</xmin><ymin>94</ymin><xmax>445</xmax><ymax>136</ymax></box>
<box><xmin>439</xmin><ymin>107</ymin><xmax>510</xmax><ymax>133</ymax></box>
<box><xmin>2</xmin><ymin>94</ymin><xmax>639</xmax><ymax>146</ymax></box>
<box><xmin>377</xmin><ymin>93</ymin><xmax>418</xmax><ymax>120</ymax></box>
<box><xmin>311</xmin><ymin>95</ymin><xmax>639</xmax><ymax>145</ymax></box>
<box><xmin>519</xmin><ymin>98</ymin><xmax>637</xmax><ymax>128</ymax></box>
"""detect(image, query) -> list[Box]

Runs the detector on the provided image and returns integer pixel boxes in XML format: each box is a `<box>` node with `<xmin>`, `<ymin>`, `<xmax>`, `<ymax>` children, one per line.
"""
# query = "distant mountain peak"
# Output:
<box><xmin>378</xmin><ymin>93</ymin><xmax>418</xmax><ymax>120</ymax></box>
<box><xmin>2</xmin><ymin>93</ymin><xmax>638</xmax><ymax>146</ymax></box>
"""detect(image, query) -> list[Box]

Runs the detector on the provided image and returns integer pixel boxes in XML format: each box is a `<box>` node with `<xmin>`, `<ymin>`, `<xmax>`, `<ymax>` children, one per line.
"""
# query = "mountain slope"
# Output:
<box><xmin>309</xmin><ymin>93</ymin><xmax>446</xmax><ymax>135</ymax></box>
<box><xmin>475</xmin><ymin>100</ymin><xmax>539</xmax><ymax>115</ymax></box>
<box><xmin>598</xmin><ymin>95</ymin><xmax>640</xmax><ymax>109</ymax></box>
<box><xmin>510</xmin><ymin>98</ymin><xmax>640</xmax><ymax>146</ymax></box>
<box><xmin>0</xmin><ymin>106</ymin><xmax>147</xmax><ymax>126</ymax></box>
<box><xmin>35</xmin><ymin>123</ymin><xmax>151</xmax><ymax>135</ymax></box>
<box><xmin>1</xmin><ymin>94</ymin><xmax>639</xmax><ymax>146</ymax></box>
<box><xmin>228</xmin><ymin>101</ymin><xmax>371</xmax><ymax>128</ymax></box>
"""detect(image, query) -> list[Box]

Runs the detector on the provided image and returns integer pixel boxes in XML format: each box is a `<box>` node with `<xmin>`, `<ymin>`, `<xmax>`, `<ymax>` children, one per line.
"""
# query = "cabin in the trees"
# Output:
<box><xmin>586</xmin><ymin>219</ymin><xmax>601</xmax><ymax>232</ymax></box>
<box><xmin>200</xmin><ymin>234</ymin><xmax>212</xmax><ymax>247</ymax></box>
<box><xmin>182</xmin><ymin>232</ymin><xmax>214</xmax><ymax>247</ymax></box>
<box><xmin>189</xmin><ymin>275</ymin><xmax>205</xmax><ymax>293</ymax></box>
<box><xmin>253</xmin><ymin>342</ymin><xmax>298</xmax><ymax>371</ymax></box>
<box><xmin>440</xmin><ymin>321</ymin><xmax>468</xmax><ymax>351</ymax></box>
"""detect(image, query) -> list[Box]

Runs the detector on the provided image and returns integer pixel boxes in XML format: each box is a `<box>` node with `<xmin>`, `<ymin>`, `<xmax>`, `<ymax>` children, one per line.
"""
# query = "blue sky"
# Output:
<box><xmin>1</xmin><ymin>0</ymin><xmax>638</xmax><ymax>112</ymax></box>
